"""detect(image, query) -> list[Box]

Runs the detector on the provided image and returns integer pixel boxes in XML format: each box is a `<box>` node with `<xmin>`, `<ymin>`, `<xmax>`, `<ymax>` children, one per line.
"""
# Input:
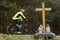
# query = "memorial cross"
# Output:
<box><xmin>35</xmin><ymin>2</ymin><xmax>52</xmax><ymax>33</ymax></box>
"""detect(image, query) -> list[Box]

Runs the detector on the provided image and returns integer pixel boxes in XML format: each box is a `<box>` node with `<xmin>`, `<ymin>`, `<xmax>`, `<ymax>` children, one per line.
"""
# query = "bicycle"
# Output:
<box><xmin>6</xmin><ymin>20</ymin><xmax>30</xmax><ymax>34</ymax></box>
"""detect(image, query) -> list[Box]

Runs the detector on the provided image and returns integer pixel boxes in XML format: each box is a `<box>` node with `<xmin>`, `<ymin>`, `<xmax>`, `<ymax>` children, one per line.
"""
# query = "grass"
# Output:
<box><xmin>0</xmin><ymin>33</ymin><xmax>60</xmax><ymax>40</ymax></box>
<box><xmin>0</xmin><ymin>33</ymin><xmax>34</xmax><ymax>40</ymax></box>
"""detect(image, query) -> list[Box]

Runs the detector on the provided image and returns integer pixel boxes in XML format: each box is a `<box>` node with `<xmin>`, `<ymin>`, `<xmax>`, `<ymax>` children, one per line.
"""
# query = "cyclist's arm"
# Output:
<box><xmin>20</xmin><ymin>12</ymin><xmax>26</xmax><ymax>19</ymax></box>
<box><xmin>12</xmin><ymin>12</ymin><xmax>20</xmax><ymax>20</ymax></box>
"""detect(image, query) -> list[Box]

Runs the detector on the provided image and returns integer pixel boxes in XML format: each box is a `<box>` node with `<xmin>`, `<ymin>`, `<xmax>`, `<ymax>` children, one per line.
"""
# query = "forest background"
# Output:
<box><xmin>0</xmin><ymin>0</ymin><xmax>60</xmax><ymax>35</ymax></box>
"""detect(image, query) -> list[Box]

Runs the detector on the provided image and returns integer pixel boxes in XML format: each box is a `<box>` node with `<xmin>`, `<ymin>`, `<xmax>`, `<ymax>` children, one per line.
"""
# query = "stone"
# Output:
<box><xmin>38</xmin><ymin>24</ymin><xmax>43</xmax><ymax>33</ymax></box>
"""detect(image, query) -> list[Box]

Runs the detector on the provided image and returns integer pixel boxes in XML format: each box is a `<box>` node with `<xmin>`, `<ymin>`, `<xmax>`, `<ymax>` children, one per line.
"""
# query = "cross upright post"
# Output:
<box><xmin>35</xmin><ymin>2</ymin><xmax>52</xmax><ymax>33</ymax></box>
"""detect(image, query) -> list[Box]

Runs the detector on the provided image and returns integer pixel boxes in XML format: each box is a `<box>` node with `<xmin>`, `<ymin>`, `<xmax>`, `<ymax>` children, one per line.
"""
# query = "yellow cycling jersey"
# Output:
<box><xmin>12</xmin><ymin>12</ymin><xmax>26</xmax><ymax>21</ymax></box>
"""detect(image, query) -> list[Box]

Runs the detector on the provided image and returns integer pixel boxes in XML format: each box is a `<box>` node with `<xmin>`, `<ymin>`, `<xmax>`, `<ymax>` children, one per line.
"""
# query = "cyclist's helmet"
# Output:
<box><xmin>21</xmin><ymin>9</ymin><xmax>25</xmax><ymax>12</ymax></box>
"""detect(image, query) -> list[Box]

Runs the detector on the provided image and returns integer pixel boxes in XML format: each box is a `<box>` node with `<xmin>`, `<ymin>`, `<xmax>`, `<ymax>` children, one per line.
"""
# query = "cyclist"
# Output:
<box><xmin>12</xmin><ymin>9</ymin><xmax>26</xmax><ymax>33</ymax></box>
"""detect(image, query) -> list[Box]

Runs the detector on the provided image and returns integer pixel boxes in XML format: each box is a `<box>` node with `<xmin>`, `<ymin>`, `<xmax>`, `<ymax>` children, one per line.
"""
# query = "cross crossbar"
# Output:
<box><xmin>35</xmin><ymin>8</ymin><xmax>52</xmax><ymax>11</ymax></box>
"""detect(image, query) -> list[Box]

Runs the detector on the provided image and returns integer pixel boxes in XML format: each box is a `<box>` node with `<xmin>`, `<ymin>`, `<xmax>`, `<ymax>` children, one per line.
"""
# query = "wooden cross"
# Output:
<box><xmin>35</xmin><ymin>2</ymin><xmax>52</xmax><ymax>33</ymax></box>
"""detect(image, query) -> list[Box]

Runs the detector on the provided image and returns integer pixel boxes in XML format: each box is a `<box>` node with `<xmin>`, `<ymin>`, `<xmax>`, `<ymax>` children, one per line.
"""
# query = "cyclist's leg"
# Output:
<box><xmin>20</xmin><ymin>21</ymin><xmax>24</xmax><ymax>26</ymax></box>
<box><xmin>14</xmin><ymin>20</ymin><xmax>20</xmax><ymax>32</ymax></box>
<box><xmin>15</xmin><ymin>20</ymin><xmax>24</xmax><ymax>31</ymax></box>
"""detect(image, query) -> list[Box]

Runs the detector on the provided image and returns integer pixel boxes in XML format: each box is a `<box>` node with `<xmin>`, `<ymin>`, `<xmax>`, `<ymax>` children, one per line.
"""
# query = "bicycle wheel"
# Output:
<box><xmin>6</xmin><ymin>25</ymin><xmax>18</xmax><ymax>34</ymax></box>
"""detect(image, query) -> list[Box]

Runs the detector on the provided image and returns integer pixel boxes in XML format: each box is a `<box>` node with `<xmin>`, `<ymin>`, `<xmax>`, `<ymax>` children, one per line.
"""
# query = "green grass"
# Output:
<box><xmin>0</xmin><ymin>33</ymin><xmax>60</xmax><ymax>40</ymax></box>
<box><xmin>0</xmin><ymin>33</ymin><xmax>34</xmax><ymax>40</ymax></box>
